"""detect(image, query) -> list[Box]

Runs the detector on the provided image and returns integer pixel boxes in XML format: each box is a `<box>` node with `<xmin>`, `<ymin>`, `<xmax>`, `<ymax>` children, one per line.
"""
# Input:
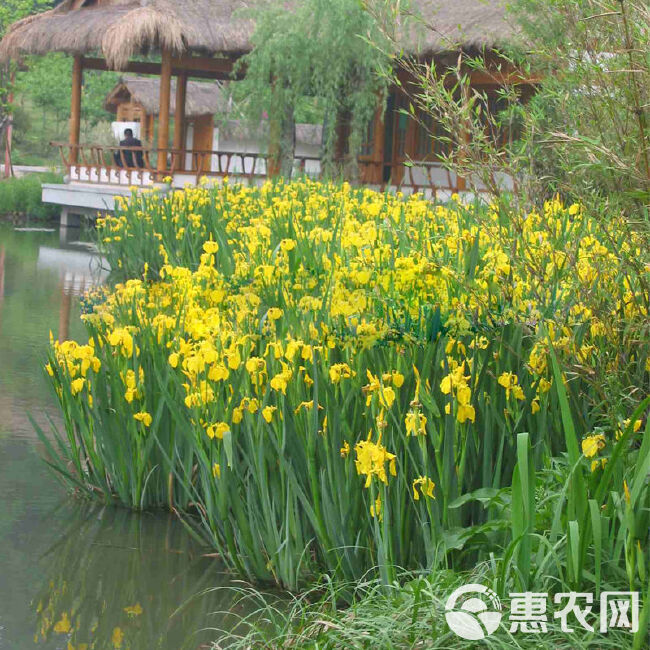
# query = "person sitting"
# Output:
<box><xmin>114</xmin><ymin>128</ymin><xmax>144</xmax><ymax>168</ymax></box>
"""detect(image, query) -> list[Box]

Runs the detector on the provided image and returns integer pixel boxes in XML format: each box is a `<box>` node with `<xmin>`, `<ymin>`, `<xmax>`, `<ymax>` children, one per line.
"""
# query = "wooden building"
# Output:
<box><xmin>0</xmin><ymin>0</ymin><xmax>533</xmax><ymax>213</ymax></box>
<box><xmin>105</xmin><ymin>76</ymin><xmax>323</xmax><ymax>176</ymax></box>
<box><xmin>104</xmin><ymin>76</ymin><xmax>226</xmax><ymax>151</ymax></box>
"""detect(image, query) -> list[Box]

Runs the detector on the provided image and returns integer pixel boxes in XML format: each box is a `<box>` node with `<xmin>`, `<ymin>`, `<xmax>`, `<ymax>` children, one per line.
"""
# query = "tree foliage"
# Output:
<box><xmin>0</xmin><ymin>0</ymin><xmax>51</xmax><ymax>36</ymax></box>
<box><xmin>15</xmin><ymin>54</ymin><xmax>71</xmax><ymax>124</ymax></box>
<box><xmin>16</xmin><ymin>53</ymin><xmax>118</xmax><ymax>128</ymax></box>
<box><xmin>0</xmin><ymin>1</ymin><xmax>52</xmax><ymax>137</ymax></box>
<box><xmin>512</xmin><ymin>0</ymin><xmax>650</xmax><ymax>206</ymax></box>
<box><xmin>236</xmin><ymin>0</ymin><xmax>397</xmax><ymax>177</ymax></box>
<box><xmin>12</xmin><ymin>53</ymin><xmax>118</xmax><ymax>154</ymax></box>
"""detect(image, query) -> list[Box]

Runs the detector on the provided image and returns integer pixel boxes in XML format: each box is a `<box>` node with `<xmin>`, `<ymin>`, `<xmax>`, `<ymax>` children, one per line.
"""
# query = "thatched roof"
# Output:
<box><xmin>105</xmin><ymin>76</ymin><xmax>228</xmax><ymax>117</ymax></box>
<box><xmin>406</xmin><ymin>0</ymin><xmax>516</xmax><ymax>54</ymax></box>
<box><xmin>0</xmin><ymin>0</ymin><xmax>252</xmax><ymax>69</ymax></box>
<box><xmin>0</xmin><ymin>0</ymin><xmax>515</xmax><ymax>69</ymax></box>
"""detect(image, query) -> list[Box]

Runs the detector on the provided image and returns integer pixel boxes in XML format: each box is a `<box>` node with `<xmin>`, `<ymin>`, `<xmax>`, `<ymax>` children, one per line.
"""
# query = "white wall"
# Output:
<box><xmin>216</xmin><ymin>134</ymin><xmax>321</xmax><ymax>177</ymax></box>
<box><xmin>111</xmin><ymin>121</ymin><xmax>141</xmax><ymax>142</ymax></box>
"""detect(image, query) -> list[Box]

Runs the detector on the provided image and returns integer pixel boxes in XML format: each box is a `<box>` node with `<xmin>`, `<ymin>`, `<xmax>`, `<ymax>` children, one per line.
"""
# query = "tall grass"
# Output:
<box><xmin>213</xmin><ymin>569</ymin><xmax>642</xmax><ymax>649</ymax></box>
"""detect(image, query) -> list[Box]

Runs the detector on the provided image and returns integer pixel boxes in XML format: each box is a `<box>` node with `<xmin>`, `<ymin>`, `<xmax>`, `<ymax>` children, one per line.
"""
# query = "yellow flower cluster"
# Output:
<box><xmin>55</xmin><ymin>180</ymin><xmax>648</xmax><ymax>519</ymax></box>
<box><xmin>354</xmin><ymin>432</ymin><xmax>397</xmax><ymax>488</ymax></box>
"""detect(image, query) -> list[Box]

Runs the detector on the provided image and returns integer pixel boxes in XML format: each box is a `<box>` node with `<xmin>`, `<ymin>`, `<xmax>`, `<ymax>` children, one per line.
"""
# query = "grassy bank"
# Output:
<box><xmin>39</xmin><ymin>179</ymin><xmax>649</xmax><ymax>645</ymax></box>
<box><xmin>216</xmin><ymin>571</ymin><xmax>639</xmax><ymax>649</ymax></box>
<box><xmin>0</xmin><ymin>172</ymin><xmax>63</xmax><ymax>221</ymax></box>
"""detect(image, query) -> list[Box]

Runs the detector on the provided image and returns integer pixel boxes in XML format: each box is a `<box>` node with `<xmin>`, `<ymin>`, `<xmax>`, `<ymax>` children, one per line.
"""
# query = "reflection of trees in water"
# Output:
<box><xmin>32</xmin><ymin>503</ymin><xmax>244</xmax><ymax>650</ymax></box>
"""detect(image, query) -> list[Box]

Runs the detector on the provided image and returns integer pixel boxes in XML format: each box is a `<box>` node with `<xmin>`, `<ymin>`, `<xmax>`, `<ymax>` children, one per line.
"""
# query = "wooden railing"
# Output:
<box><xmin>55</xmin><ymin>142</ymin><xmax>156</xmax><ymax>186</ymax></box>
<box><xmin>356</xmin><ymin>160</ymin><xmax>462</xmax><ymax>196</ymax></box>
<box><xmin>52</xmin><ymin>142</ymin><xmax>506</xmax><ymax>195</ymax></box>
<box><xmin>53</xmin><ymin>142</ymin><xmax>323</xmax><ymax>186</ymax></box>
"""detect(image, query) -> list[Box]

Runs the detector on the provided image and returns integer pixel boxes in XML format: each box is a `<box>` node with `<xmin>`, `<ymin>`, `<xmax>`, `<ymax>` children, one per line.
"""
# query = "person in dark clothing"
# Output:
<box><xmin>114</xmin><ymin>128</ymin><xmax>145</xmax><ymax>168</ymax></box>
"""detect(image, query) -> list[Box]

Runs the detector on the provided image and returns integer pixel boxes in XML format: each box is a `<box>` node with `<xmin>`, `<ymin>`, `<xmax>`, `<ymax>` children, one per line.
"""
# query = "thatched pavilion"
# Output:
<box><xmin>0</xmin><ymin>0</ymin><xmax>530</xmax><ymax>212</ymax></box>
<box><xmin>0</xmin><ymin>0</ymin><xmax>252</xmax><ymax>177</ymax></box>
<box><xmin>105</xmin><ymin>76</ymin><xmax>227</xmax><ymax>151</ymax></box>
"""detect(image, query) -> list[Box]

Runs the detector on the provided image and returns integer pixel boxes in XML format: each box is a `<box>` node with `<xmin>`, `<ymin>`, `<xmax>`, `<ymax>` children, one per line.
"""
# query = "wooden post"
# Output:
<box><xmin>456</xmin><ymin>79</ymin><xmax>471</xmax><ymax>192</ymax></box>
<box><xmin>4</xmin><ymin>70</ymin><xmax>15</xmax><ymax>178</ymax></box>
<box><xmin>144</xmin><ymin>113</ymin><xmax>155</xmax><ymax>145</ymax></box>
<box><xmin>69</xmin><ymin>55</ymin><xmax>84</xmax><ymax>165</ymax></box>
<box><xmin>172</xmin><ymin>72</ymin><xmax>188</xmax><ymax>171</ymax></box>
<box><xmin>157</xmin><ymin>48</ymin><xmax>173</xmax><ymax>177</ymax></box>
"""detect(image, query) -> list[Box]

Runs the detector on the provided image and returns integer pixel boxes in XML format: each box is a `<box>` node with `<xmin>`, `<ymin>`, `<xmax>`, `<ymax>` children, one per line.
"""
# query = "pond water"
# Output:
<box><xmin>0</xmin><ymin>224</ymin><xmax>242</xmax><ymax>650</ymax></box>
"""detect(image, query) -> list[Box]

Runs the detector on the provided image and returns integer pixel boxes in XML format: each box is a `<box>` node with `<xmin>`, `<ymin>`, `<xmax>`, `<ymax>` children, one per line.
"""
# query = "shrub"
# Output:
<box><xmin>0</xmin><ymin>171</ymin><xmax>63</xmax><ymax>220</ymax></box>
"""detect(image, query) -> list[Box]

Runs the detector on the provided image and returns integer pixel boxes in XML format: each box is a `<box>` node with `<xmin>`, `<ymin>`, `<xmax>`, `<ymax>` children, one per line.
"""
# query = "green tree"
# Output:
<box><xmin>236</xmin><ymin>0</ymin><xmax>397</xmax><ymax>178</ymax></box>
<box><xmin>16</xmin><ymin>54</ymin><xmax>71</xmax><ymax>129</ymax></box>
<box><xmin>0</xmin><ymin>1</ymin><xmax>52</xmax><ymax>141</ymax></box>
<box><xmin>16</xmin><ymin>53</ymin><xmax>118</xmax><ymax>128</ymax></box>
<box><xmin>81</xmin><ymin>68</ymin><xmax>119</xmax><ymax>127</ymax></box>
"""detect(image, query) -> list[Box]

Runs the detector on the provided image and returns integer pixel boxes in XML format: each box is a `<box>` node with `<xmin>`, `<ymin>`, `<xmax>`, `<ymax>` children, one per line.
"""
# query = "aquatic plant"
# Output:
<box><xmin>40</xmin><ymin>181</ymin><xmax>648</xmax><ymax>626</ymax></box>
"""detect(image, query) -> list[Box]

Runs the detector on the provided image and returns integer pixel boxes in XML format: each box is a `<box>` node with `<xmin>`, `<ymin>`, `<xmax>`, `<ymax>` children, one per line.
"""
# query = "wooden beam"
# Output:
<box><xmin>82</xmin><ymin>56</ymin><xmax>243</xmax><ymax>81</ymax></box>
<box><xmin>173</xmin><ymin>55</ymin><xmax>236</xmax><ymax>76</ymax></box>
<box><xmin>172</xmin><ymin>73</ymin><xmax>188</xmax><ymax>171</ymax></box>
<box><xmin>83</xmin><ymin>57</ymin><xmax>161</xmax><ymax>75</ymax></box>
<box><xmin>157</xmin><ymin>49</ymin><xmax>173</xmax><ymax>175</ymax></box>
<box><xmin>69</xmin><ymin>55</ymin><xmax>83</xmax><ymax>165</ymax></box>
<box><xmin>174</xmin><ymin>68</ymin><xmax>238</xmax><ymax>81</ymax></box>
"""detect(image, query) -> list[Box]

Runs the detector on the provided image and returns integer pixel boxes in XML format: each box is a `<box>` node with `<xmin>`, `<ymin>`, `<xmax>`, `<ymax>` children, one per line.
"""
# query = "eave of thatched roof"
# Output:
<box><xmin>0</xmin><ymin>0</ymin><xmax>516</xmax><ymax>69</ymax></box>
<box><xmin>0</xmin><ymin>0</ymin><xmax>252</xmax><ymax>69</ymax></box>
<box><xmin>105</xmin><ymin>75</ymin><xmax>229</xmax><ymax>117</ymax></box>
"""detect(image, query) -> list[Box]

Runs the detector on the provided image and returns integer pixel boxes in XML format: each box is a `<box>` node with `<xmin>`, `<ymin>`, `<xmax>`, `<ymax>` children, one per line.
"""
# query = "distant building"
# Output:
<box><xmin>104</xmin><ymin>75</ymin><xmax>228</xmax><ymax>153</ymax></box>
<box><xmin>104</xmin><ymin>76</ymin><xmax>322</xmax><ymax>177</ymax></box>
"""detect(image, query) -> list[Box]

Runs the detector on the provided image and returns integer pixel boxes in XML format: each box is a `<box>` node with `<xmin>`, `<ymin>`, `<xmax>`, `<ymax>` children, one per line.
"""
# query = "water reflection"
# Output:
<box><xmin>33</xmin><ymin>504</ymin><xmax>240</xmax><ymax>650</ymax></box>
<box><xmin>0</xmin><ymin>225</ymin><xmax>240</xmax><ymax>650</ymax></box>
<box><xmin>36</xmin><ymin>243</ymin><xmax>109</xmax><ymax>341</ymax></box>
<box><xmin>0</xmin><ymin>244</ymin><xmax>5</xmax><ymax>298</ymax></box>
<box><xmin>0</xmin><ymin>226</ymin><xmax>92</xmax><ymax>438</ymax></box>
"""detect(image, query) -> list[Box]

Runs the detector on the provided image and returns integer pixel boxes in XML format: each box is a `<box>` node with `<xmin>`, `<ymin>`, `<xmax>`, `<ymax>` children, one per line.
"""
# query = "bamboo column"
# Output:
<box><xmin>172</xmin><ymin>72</ymin><xmax>188</xmax><ymax>171</ymax></box>
<box><xmin>69</xmin><ymin>55</ymin><xmax>84</xmax><ymax>165</ymax></box>
<box><xmin>157</xmin><ymin>49</ymin><xmax>173</xmax><ymax>177</ymax></box>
